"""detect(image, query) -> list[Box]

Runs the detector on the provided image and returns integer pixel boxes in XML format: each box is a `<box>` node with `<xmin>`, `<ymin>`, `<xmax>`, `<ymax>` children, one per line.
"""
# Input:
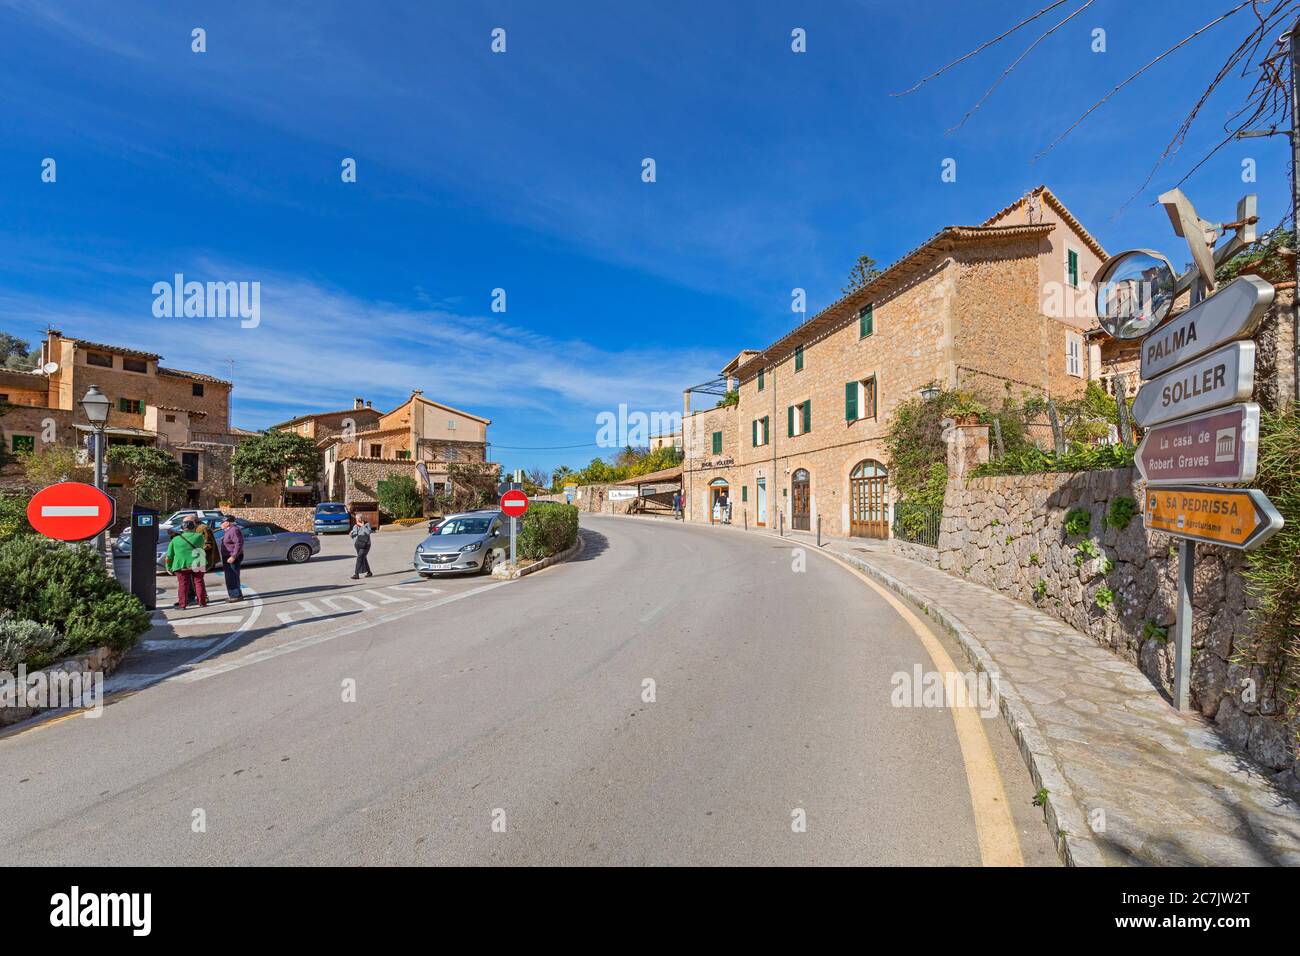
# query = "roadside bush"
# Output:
<box><xmin>0</xmin><ymin>611</ymin><xmax>71</xmax><ymax>671</ymax></box>
<box><xmin>516</xmin><ymin>502</ymin><xmax>578</xmax><ymax>560</ymax></box>
<box><xmin>971</xmin><ymin>441</ymin><xmax>1134</xmax><ymax>477</ymax></box>
<box><xmin>0</xmin><ymin>495</ymin><xmax>33</xmax><ymax>542</ymax></box>
<box><xmin>0</xmin><ymin>537</ymin><xmax>151</xmax><ymax>657</ymax></box>
<box><xmin>377</xmin><ymin>474</ymin><xmax>423</xmax><ymax>521</ymax></box>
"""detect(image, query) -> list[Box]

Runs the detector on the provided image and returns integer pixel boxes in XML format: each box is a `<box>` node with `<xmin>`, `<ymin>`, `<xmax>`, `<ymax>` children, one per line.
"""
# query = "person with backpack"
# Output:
<box><xmin>194</xmin><ymin>516</ymin><xmax>221</xmax><ymax>572</ymax></box>
<box><xmin>349</xmin><ymin>511</ymin><xmax>373</xmax><ymax>579</ymax></box>
<box><xmin>165</xmin><ymin>518</ymin><xmax>210</xmax><ymax>609</ymax></box>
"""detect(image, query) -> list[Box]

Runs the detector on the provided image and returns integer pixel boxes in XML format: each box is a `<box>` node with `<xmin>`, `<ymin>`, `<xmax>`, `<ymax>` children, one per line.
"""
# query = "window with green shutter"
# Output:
<box><xmin>1067</xmin><ymin>249</ymin><xmax>1079</xmax><ymax>288</ymax></box>
<box><xmin>794</xmin><ymin>345</ymin><xmax>804</xmax><ymax>372</ymax></box>
<box><xmin>741</xmin><ymin>486</ymin><xmax>748</xmax><ymax>502</ymax></box>
<box><xmin>757</xmin><ymin>369</ymin><xmax>764</xmax><ymax>391</ymax></box>
<box><xmin>859</xmin><ymin>303</ymin><xmax>874</xmax><ymax>338</ymax></box>
<box><xmin>711</xmin><ymin>431</ymin><xmax>722</xmax><ymax>454</ymax></box>
<box><xmin>751</xmin><ymin>420</ymin><xmax>758</xmax><ymax>447</ymax></box>
<box><xmin>845</xmin><ymin>381</ymin><xmax>858</xmax><ymax>421</ymax></box>
<box><xmin>787</xmin><ymin>405</ymin><xmax>795</xmax><ymax>437</ymax></box>
<box><xmin>802</xmin><ymin>399</ymin><xmax>812</xmax><ymax>434</ymax></box>
<box><xmin>762</xmin><ymin>415</ymin><xmax>769</xmax><ymax>445</ymax></box>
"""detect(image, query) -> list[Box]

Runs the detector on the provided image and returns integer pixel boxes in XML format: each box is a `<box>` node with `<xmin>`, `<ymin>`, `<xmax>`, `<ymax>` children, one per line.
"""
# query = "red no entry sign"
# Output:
<box><xmin>27</xmin><ymin>482</ymin><xmax>116</xmax><ymax>542</ymax></box>
<box><xmin>500</xmin><ymin>489</ymin><xmax>529</xmax><ymax>518</ymax></box>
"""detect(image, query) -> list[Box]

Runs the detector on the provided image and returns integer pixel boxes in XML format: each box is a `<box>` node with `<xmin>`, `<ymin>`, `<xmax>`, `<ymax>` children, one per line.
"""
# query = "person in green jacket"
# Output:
<box><xmin>165</xmin><ymin>518</ymin><xmax>210</xmax><ymax>609</ymax></box>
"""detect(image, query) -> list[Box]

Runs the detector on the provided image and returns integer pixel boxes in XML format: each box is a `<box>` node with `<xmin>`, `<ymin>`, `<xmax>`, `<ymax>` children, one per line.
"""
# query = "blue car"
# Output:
<box><xmin>313</xmin><ymin>501</ymin><xmax>352</xmax><ymax>534</ymax></box>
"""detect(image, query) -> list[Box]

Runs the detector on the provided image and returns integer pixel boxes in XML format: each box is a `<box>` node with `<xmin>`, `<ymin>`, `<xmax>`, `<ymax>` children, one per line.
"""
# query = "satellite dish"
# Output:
<box><xmin>40</xmin><ymin>362</ymin><xmax>59</xmax><ymax>375</ymax></box>
<box><xmin>1095</xmin><ymin>249</ymin><xmax>1176</xmax><ymax>340</ymax></box>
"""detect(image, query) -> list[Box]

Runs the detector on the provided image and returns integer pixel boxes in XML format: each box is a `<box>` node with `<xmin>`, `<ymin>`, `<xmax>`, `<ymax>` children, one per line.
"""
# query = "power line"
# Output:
<box><xmin>488</xmin><ymin>441</ymin><xmax>605</xmax><ymax>450</ymax></box>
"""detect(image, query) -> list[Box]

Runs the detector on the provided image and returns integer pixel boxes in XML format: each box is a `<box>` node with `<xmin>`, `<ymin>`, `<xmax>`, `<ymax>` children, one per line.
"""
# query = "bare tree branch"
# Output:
<box><xmin>891</xmin><ymin>0</ymin><xmax>1072</xmax><ymax>96</ymax></box>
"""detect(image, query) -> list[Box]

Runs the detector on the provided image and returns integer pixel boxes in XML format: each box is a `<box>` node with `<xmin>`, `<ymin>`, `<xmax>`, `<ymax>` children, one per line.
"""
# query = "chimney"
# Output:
<box><xmin>365</xmin><ymin>400</ymin><xmax>372</xmax><ymax>408</ymax></box>
<box><xmin>354</xmin><ymin>397</ymin><xmax>365</xmax><ymax>409</ymax></box>
<box><xmin>412</xmin><ymin>389</ymin><xmax>423</xmax><ymax>397</ymax></box>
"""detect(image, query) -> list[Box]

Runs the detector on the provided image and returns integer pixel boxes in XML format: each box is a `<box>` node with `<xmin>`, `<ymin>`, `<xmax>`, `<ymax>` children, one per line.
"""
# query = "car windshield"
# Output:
<box><xmin>317</xmin><ymin>504</ymin><xmax>347</xmax><ymax>514</ymax></box>
<box><xmin>436</xmin><ymin>517</ymin><xmax>491</xmax><ymax>536</ymax></box>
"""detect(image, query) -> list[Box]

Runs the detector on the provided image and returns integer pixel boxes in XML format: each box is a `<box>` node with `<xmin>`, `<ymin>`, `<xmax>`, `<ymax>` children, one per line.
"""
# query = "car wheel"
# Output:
<box><xmin>480</xmin><ymin>550</ymin><xmax>496</xmax><ymax>575</ymax></box>
<box><xmin>288</xmin><ymin>543</ymin><xmax>312</xmax><ymax>564</ymax></box>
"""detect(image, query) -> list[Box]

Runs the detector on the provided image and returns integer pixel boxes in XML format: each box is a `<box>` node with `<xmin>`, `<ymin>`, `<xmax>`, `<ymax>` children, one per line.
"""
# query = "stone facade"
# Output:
<box><xmin>0</xmin><ymin>644</ymin><xmax>123</xmax><ymax>728</ymax></box>
<box><xmin>682</xmin><ymin>186</ymin><xmax>1102</xmax><ymax>539</ymax></box>
<box><xmin>938</xmin><ymin>468</ymin><xmax>1298</xmax><ymax>785</ymax></box>
<box><xmin>225</xmin><ymin>507</ymin><xmax>315</xmax><ymax>532</ymax></box>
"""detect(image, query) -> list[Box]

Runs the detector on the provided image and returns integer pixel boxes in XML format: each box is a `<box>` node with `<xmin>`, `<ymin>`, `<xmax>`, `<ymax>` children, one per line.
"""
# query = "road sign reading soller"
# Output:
<box><xmin>1143</xmin><ymin>485</ymin><xmax>1282</xmax><ymax>551</ymax></box>
<box><xmin>1139</xmin><ymin>275</ymin><xmax>1273</xmax><ymax>379</ymax></box>
<box><xmin>1131</xmin><ymin>340</ymin><xmax>1255</xmax><ymax>428</ymax></box>
<box><xmin>1136</xmin><ymin>402</ymin><xmax>1259</xmax><ymax>486</ymax></box>
<box><xmin>500</xmin><ymin>489</ymin><xmax>529</xmax><ymax>518</ymax></box>
<box><xmin>26</xmin><ymin>481</ymin><xmax>116</xmax><ymax>542</ymax></box>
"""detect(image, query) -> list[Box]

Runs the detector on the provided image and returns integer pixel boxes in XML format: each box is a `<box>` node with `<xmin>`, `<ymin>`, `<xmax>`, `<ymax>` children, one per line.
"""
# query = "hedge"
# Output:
<box><xmin>516</xmin><ymin>502</ymin><xmax>578</xmax><ymax>560</ymax></box>
<box><xmin>0</xmin><ymin>537</ymin><xmax>152</xmax><ymax>666</ymax></box>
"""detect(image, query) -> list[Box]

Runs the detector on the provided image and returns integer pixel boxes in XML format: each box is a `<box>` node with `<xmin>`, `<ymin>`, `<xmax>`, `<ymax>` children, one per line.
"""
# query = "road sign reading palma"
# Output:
<box><xmin>1143</xmin><ymin>485</ymin><xmax>1282</xmax><ymax>551</ymax></box>
<box><xmin>1135</xmin><ymin>403</ymin><xmax>1259</xmax><ymax>486</ymax></box>
<box><xmin>1131</xmin><ymin>340</ymin><xmax>1255</xmax><ymax>428</ymax></box>
<box><xmin>1139</xmin><ymin>275</ymin><xmax>1273</xmax><ymax>379</ymax></box>
<box><xmin>500</xmin><ymin>489</ymin><xmax>529</xmax><ymax>517</ymax></box>
<box><xmin>27</xmin><ymin>481</ymin><xmax>116</xmax><ymax>542</ymax></box>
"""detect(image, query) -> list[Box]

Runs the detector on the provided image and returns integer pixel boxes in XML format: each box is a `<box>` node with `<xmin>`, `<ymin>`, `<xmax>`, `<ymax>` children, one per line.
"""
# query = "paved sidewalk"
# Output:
<box><xmin>725</xmin><ymin>520</ymin><xmax>1300</xmax><ymax>866</ymax></box>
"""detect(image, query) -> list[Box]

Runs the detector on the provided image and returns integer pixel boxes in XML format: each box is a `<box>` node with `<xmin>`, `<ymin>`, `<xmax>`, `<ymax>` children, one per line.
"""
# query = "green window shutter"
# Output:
<box><xmin>741</xmin><ymin>486</ymin><xmax>748</xmax><ymax>502</ymax></box>
<box><xmin>757</xmin><ymin>369</ymin><xmax>764</xmax><ymax>391</ymax></box>
<box><xmin>845</xmin><ymin>381</ymin><xmax>858</xmax><ymax>421</ymax></box>
<box><xmin>762</xmin><ymin>415</ymin><xmax>769</xmax><ymax>444</ymax></box>
<box><xmin>712</xmin><ymin>431</ymin><xmax>722</xmax><ymax>454</ymax></box>
<box><xmin>859</xmin><ymin>304</ymin><xmax>873</xmax><ymax>338</ymax></box>
<box><xmin>802</xmin><ymin>400</ymin><xmax>812</xmax><ymax>434</ymax></box>
<box><xmin>794</xmin><ymin>346</ymin><xmax>804</xmax><ymax>372</ymax></box>
<box><xmin>787</xmin><ymin>405</ymin><xmax>795</xmax><ymax>437</ymax></box>
<box><xmin>1068</xmin><ymin>250</ymin><xmax>1079</xmax><ymax>287</ymax></box>
<box><xmin>751</xmin><ymin>419</ymin><xmax>757</xmax><ymax>446</ymax></box>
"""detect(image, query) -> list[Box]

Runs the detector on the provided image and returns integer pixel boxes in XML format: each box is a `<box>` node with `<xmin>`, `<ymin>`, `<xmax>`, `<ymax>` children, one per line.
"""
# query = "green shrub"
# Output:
<box><xmin>1104</xmin><ymin>496</ymin><xmax>1138</xmax><ymax>532</ymax></box>
<box><xmin>377</xmin><ymin>474</ymin><xmax>423</xmax><ymax>520</ymax></box>
<box><xmin>0</xmin><ymin>537</ymin><xmax>151</xmax><ymax>656</ymax></box>
<box><xmin>0</xmin><ymin>495</ymin><xmax>33</xmax><ymax>542</ymax></box>
<box><xmin>0</xmin><ymin>611</ymin><xmax>71</xmax><ymax>670</ymax></box>
<box><xmin>1033</xmin><ymin>580</ymin><xmax>1047</xmax><ymax>599</ymax></box>
<box><xmin>1064</xmin><ymin>508</ymin><xmax>1092</xmax><ymax>537</ymax></box>
<box><xmin>1143</xmin><ymin>620</ymin><xmax>1168</xmax><ymax>643</ymax></box>
<box><xmin>516</xmin><ymin>502</ymin><xmax>578</xmax><ymax>560</ymax></box>
<box><xmin>972</xmin><ymin>441</ymin><xmax>1135</xmax><ymax>477</ymax></box>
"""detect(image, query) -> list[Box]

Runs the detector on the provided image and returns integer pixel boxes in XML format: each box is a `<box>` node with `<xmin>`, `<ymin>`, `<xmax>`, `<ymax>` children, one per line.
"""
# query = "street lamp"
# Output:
<box><xmin>920</xmin><ymin>383</ymin><xmax>941</xmax><ymax>401</ymax></box>
<box><xmin>79</xmin><ymin>385</ymin><xmax>111</xmax><ymax>560</ymax></box>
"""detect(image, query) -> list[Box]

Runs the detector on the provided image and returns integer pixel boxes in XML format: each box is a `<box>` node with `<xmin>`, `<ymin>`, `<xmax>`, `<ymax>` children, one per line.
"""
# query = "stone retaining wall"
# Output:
<box><xmin>226</xmin><ymin>507</ymin><xmax>315</xmax><ymax>532</ymax></box>
<box><xmin>0</xmin><ymin>645</ymin><xmax>122</xmax><ymax>728</ymax></box>
<box><xmin>938</xmin><ymin>467</ymin><xmax>1297</xmax><ymax>782</ymax></box>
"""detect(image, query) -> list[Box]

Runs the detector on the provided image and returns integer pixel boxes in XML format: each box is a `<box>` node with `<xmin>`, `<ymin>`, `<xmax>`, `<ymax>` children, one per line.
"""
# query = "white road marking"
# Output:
<box><xmin>176</xmin><ymin>581</ymin><xmax>508</xmax><ymax>683</ymax></box>
<box><xmin>277</xmin><ymin>600</ymin><xmax>325</xmax><ymax>626</ymax></box>
<box><xmin>322</xmin><ymin>594</ymin><xmax>376</xmax><ymax>613</ymax></box>
<box><xmin>151</xmin><ymin>616</ymin><xmax>243</xmax><ymax>627</ymax></box>
<box><xmin>141</xmin><ymin>638</ymin><xmax>221</xmax><ymax>651</ymax></box>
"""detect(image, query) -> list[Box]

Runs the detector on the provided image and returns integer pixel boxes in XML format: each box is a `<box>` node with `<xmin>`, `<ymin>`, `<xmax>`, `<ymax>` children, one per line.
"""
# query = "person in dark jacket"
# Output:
<box><xmin>349</xmin><ymin>512</ymin><xmax>373</xmax><ymax>579</ymax></box>
<box><xmin>219</xmin><ymin>515</ymin><xmax>245</xmax><ymax>602</ymax></box>
<box><xmin>194</xmin><ymin>517</ymin><xmax>221</xmax><ymax>572</ymax></box>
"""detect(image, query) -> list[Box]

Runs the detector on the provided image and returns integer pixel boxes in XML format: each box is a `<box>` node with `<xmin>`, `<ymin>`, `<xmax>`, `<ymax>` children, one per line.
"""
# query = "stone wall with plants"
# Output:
<box><xmin>937</xmin><ymin>466</ymin><xmax>1298</xmax><ymax>788</ymax></box>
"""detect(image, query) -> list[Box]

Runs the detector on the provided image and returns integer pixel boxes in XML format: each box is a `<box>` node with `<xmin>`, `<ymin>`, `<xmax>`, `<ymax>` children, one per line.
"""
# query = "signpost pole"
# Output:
<box><xmin>510</xmin><ymin>516</ymin><xmax>517</xmax><ymax>565</ymax></box>
<box><xmin>1174</xmin><ymin>539</ymin><xmax>1195</xmax><ymax>712</ymax></box>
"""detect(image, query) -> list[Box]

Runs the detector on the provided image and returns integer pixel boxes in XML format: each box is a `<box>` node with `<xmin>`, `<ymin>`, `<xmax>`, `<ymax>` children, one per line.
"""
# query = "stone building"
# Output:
<box><xmin>0</xmin><ymin>330</ymin><xmax>273</xmax><ymax>512</ymax></box>
<box><xmin>681</xmin><ymin>186</ymin><xmax>1109</xmax><ymax>539</ymax></box>
<box><xmin>279</xmin><ymin>389</ymin><xmax>495</xmax><ymax>515</ymax></box>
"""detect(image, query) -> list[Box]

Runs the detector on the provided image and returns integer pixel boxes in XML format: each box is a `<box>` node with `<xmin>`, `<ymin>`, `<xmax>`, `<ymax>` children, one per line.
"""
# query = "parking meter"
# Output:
<box><xmin>130</xmin><ymin>505</ymin><xmax>160</xmax><ymax>611</ymax></box>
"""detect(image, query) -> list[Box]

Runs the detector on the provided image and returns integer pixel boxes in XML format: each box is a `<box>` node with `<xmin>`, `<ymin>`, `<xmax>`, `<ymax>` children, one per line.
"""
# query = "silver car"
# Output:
<box><xmin>413</xmin><ymin>510</ymin><xmax>508</xmax><ymax>576</ymax></box>
<box><xmin>157</xmin><ymin>519</ymin><xmax>321</xmax><ymax>572</ymax></box>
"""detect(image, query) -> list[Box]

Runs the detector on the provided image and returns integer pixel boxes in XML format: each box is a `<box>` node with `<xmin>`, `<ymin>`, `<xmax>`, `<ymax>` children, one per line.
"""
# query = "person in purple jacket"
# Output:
<box><xmin>219</xmin><ymin>515</ymin><xmax>245</xmax><ymax>602</ymax></box>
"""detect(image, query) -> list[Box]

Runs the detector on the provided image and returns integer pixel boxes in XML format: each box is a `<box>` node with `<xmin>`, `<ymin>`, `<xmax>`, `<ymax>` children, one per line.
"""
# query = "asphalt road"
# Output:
<box><xmin>1</xmin><ymin>515</ymin><xmax>1057</xmax><ymax>865</ymax></box>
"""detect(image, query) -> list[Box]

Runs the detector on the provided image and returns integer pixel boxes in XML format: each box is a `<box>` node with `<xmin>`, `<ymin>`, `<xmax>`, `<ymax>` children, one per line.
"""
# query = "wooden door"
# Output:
<box><xmin>849</xmin><ymin>461</ymin><xmax>889</xmax><ymax>538</ymax></box>
<box><xmin>791</xmin><ymin>470</ymin><xmax>810</xmax><ymax>531</ymax></box>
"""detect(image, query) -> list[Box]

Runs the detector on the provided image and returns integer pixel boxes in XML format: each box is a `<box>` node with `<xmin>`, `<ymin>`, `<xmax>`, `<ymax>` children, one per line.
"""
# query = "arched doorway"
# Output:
<box><xmin>849</xmin><ymin>460</ymin><xmax>889</xmax><ymax>538</ymax></box>
<box><xmin>791</xmin><ymin>469</ymin><xmax>811</xmax><ymax>531</ymax></box>
<box><xmin>708</xmin><ymin>478</ymin><xmax>730</xmax><ymax>524</ymax></box>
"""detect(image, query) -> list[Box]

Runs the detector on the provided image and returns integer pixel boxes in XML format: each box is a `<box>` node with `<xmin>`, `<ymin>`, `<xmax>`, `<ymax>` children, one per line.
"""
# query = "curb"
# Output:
<box><xmin>491</xmin><ymin>534</ymin><xmax>585</xmax><ymax>580</ymax></box>
<box><xmin>584</xmin><ymin>512</ymin><xmax>1102</xmax><ymax>866</ymax></box>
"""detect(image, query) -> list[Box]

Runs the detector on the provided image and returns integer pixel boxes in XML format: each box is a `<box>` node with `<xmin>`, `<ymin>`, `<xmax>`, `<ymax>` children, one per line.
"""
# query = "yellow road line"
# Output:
<box><xmin>804</xmin><ymin>544</ymin><xmax>1024</xmax><ymax>867</ymax></box>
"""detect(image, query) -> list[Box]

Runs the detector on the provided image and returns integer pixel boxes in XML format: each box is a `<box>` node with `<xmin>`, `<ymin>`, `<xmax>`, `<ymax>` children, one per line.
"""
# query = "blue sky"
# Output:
<box><xmin>0</xmin><ymin>0</ymin><xmax>1289</xmax><ymax>474</ymax></box>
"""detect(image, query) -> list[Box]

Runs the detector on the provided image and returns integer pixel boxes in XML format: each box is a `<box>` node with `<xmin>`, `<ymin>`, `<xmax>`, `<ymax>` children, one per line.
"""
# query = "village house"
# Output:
<box><xmin>274</xmin><ymin>389</ymin><xmax>493</xmax><ymax>515</ymax></box>
<box><xmin>0</xmin><ymin>330</ymin><xmax>274</xmax><ymax>510</ymax></box>
<box><xmin>680</xmin><ymin>186</ymin><xmax>1109</xmax><ymax>539</ymax></box>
